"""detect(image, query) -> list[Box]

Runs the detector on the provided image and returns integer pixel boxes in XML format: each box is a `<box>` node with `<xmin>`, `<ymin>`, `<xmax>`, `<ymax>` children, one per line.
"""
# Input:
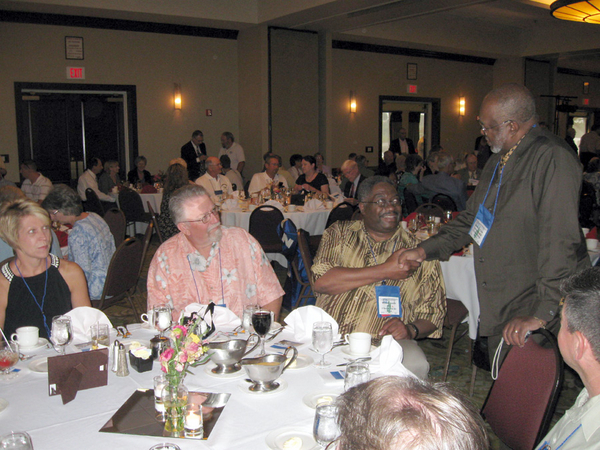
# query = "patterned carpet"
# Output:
<box><xmin>106</xmin><ymin>235</ymin><xmax>582</xmax><ymax>450</ymax></box>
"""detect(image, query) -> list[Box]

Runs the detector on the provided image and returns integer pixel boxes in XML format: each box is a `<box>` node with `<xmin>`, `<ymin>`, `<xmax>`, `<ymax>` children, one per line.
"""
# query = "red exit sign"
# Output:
<box><xmin>66</xmin><ymin>67</ymin><xmax>85</xmax><ymax>79</ymax></box>
<box><xmin>407</xmin><ymin>84</ymin><xmax>418</xmax><ymax>94</ymax></box>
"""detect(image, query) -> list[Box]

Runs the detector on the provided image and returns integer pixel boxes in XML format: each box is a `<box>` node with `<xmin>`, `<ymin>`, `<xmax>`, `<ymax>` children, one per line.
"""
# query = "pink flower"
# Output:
<box><xmin>175</xmin><ymin>362</ymin><xmax>184</xmax><ymax>372</ymax></box>
<box><xmin>172</xmin><ymin>325</ymin><xmax>188</xmax><ymax>337</ymax></box>
<box><xmin>178</xmin><ymin>351</ymin><xmax>188</xmax><ymax>364</ymax></box>
<box><xmin>160</xmin><ymin>347</ymin><xmax>174</xmax><ymax>363</ymax></box>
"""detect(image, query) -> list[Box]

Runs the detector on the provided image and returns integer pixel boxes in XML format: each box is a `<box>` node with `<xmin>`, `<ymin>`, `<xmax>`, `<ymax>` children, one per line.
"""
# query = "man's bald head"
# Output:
<box><xmin>482</xmin><ymin>83</ymin><xmax>537</xmax><ymax>125</ymax></box>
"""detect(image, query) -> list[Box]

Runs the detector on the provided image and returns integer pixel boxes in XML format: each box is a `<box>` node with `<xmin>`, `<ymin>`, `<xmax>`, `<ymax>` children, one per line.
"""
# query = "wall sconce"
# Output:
<box><xmin>459</xmin><ymin>97</ymin><xmax>466</xmax><ymax>116</ymax></box>
<box><xmin>350</xmin><ymin>91</ymin><xmax>357</xmax><ymax>113</ymax></box>
<box><xmin>174</xmin><ymin>83</ymin><xmax>182</xmax><ymax>110</ymax></box>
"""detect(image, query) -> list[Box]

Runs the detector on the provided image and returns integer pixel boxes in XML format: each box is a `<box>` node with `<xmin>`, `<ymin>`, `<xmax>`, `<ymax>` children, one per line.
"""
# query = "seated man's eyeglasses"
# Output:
<box><xmin>180</xmin><ymin>206</ymin><xmax>219</xmax><ymax>224</ymax></box>
<box><xmin>477</xmin><ymin>117</ymin><xmax>512</xmax><ymax>133</ymax></box>
<box><xmin>361</xmin><ymin>198</ymin><xmax>401</xmax><ymax>208</ymax></box>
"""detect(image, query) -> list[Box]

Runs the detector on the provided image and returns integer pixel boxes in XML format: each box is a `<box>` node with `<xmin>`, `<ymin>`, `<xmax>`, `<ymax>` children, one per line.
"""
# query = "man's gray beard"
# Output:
<box><xmin>491</xmin><ymin>145</ymin><xmax>502</xmax><ymax>154</ymax></box>
<box><xmin>208</xmin><ymin>224</ymin><xmax>223</xmax><ymax>243</ymax></box>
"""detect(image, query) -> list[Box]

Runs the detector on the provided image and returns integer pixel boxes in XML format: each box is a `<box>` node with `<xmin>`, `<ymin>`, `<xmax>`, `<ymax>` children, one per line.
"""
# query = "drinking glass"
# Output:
<box><xmin>312</xmin><ymin>322</ymin><xmax>333</xmax><ymax>368</ymax></box>
<box><xmin>344</xmin><ymin>361</ymin><xmax>370</xmax><ymax>391</ymax></box>
<box><xmin>408</xmin><ymin>218</ymin><xmax>418</xmax><ymax>233</ymax></box>
<box><xmin>154</xmin><ymin>306</ymin><xmax>172</xmax><ymax>338</ymax></box>
<box><xmin>154</xmin><ymin>374</ymin><xmax>168</xmax><ymax>422</ymax></box>
<box><xmin>313</xmin><ymin>404</ymin><xmax>340</xmax><ymax>448</ymax></box>
<box><xmin>251</xmin><ymin>310</ymin><xmax>272</xmax><ymax>355</ymax></box>
<box><xmin>242</xmin><ymin>305</ymin><xmax>259</xmax><ymax>332</ymax></box>
<box><xmin>51</xmin><ymin>315</ymin><xmax>73</xmax><ymax>355</ymax></box>
<box><xmin>0</xmin><ymin>341</ymin><xmax>19</xmax><ymax>380</ymax></box>
<box><xmin>0</xmin><ymin>431</ymin><xmax>33</xmax><ymax>450</ymax></box>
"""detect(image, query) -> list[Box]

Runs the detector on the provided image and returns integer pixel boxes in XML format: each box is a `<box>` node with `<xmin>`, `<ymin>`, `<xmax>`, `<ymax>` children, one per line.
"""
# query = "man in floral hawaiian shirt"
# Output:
<box><xmin>147</xmin><ymin>184</ymin><xmax>283</xmax><ymax>320</ymax></box>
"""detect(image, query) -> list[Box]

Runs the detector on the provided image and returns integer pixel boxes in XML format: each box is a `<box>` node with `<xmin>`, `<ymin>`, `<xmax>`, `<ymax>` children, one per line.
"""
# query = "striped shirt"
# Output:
<box><xmin>313</xmin><ymin>220</ymin><xmax>446</xmax><ymax>340</ymax></box>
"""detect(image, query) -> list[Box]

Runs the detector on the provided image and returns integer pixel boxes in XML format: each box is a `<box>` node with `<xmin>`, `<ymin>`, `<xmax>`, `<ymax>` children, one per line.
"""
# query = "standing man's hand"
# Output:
<box><xmin>382</xmin><ymin>249</ymin><xmax>420</xmax><ymax>280</ymax></box>
<box><xmin>502</xmin><ymin>316</ymin><xmax>546</xmax><ymax>347</ymax></box>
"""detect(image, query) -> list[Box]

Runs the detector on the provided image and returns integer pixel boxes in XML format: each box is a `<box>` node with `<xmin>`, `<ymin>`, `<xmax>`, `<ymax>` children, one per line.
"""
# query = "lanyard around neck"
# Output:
<box><xmin>366</xmin><ymin>234</ymin><xmax>399</xmax><ymax>286</ymax></box>
<box><xmin>480</xmin><ymin>161</ymin><xmax>505</xmax><ymax>218</ymax></box>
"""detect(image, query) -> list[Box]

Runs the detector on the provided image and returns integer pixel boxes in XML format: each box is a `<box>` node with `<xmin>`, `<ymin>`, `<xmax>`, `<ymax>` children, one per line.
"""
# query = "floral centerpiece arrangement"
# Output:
<box><xmin>153</xmin><ymin>170</ymin><xmax>167</xmax><ymax>185</ymax></box>
<box><xmin>159</xmin><ymin>305</ymin><xmax>215</xmax><ymax>436</ymax></box>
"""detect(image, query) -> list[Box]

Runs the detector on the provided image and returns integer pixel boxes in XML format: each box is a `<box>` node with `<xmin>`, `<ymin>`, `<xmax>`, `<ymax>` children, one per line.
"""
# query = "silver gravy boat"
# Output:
<box><xmin>241</xmin><ymin>346</ymin><xmax>298</xmax><ymax>392</ymax></box>
<box><xmin>207</xmin><ymin>335</ymin><xmax>260</xmax><ymax>374</ymax></box>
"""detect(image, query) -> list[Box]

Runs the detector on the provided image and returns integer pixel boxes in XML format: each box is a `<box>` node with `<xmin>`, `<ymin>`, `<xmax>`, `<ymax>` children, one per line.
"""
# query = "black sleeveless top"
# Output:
<box><xmin>2</xmin><ymin>254</ymin><xmax>72</xmax><ymax>339</ymax></box>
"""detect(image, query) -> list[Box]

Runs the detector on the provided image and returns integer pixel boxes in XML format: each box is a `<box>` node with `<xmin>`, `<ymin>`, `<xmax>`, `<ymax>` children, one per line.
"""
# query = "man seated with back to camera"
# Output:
<box><xmin>312</xmin><ymin>176</ymin><xmax>446</xmax><ymax>379</ymax></box>
<box><xmin>147</xmin><ymin>184</ymin><xmax>284</xmax><ymax>321</ymax></box>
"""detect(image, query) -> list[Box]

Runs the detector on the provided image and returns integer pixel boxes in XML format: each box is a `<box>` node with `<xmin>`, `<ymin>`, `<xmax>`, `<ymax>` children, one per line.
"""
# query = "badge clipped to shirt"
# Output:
<box><xmin>469</xmin><ymin>203</ymin><xmax>494</xmax><ymax>247</ymax></box>
<box><xmin>214</xmin><ymin>190</ymin><xmax>223</xmax><ymax>196</ymax></box>
<box><xmin>376</xmin><ymin>284</ymin><xmax>402</xmax><ymax>318</ymax></box>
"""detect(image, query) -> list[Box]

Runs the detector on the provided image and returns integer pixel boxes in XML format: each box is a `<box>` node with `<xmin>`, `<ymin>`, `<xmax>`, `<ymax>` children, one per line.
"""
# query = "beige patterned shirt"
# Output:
<box><xmin>313</xmin><ymin>220</ymin><xmax>446</xmax><ymax>339</ymax></box>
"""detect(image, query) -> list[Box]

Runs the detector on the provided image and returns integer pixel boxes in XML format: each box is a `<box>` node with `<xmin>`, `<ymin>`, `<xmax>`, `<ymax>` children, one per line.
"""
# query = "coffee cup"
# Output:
<box><xmin>141</xmin><ymin>309</ymin><xmax>156</xmax><ymax>327</ymax></box>
<box><xmin>401</xmin><ymin>220</ymin><xmax>408</xmax><ymax>231</ymax></box>
<box><xmin>11</xmin><ymin>326</ymin><xmax>39</xmax><ymax>348</ymax></box>
<box><xmin>344</xmin><ymin>332</ymin><xmax>372</xmax><ymax>356</ymax></box>
<box><xmin>582</xmin><ymin>227</ymin><xmax>590</xmax><ymax>236</ymax></box>
<box><xmin>325</xmin><ymin>201</ymin><xmax>333</xmax><ymax>209</ymax></box>
<box><xmin>586</xmin><ymin>238</ymin><xmax>599</xmax><ymax>251</ymax></box>
<box><xmin>287</xmin><ymin>204</ymin><xmax>297</xmax><ymax>212</ymax></box>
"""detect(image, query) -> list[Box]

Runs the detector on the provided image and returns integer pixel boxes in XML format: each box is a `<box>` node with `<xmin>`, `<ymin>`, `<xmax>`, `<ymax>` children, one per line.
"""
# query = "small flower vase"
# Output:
<box><xmin>163</xmin><ymin>379</ymin><xmax>188</xmax><ymax>437</ymax></box>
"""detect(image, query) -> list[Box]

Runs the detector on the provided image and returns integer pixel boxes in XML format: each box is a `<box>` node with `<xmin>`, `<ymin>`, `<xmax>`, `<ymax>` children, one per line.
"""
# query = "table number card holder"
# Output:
<box><xmin>48</xmin><ymin>348</ymin><xmax>109</xmax><ymax>404</ymax></box>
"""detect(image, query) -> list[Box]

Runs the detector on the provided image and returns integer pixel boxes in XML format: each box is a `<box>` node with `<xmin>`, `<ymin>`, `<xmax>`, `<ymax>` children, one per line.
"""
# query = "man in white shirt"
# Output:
<box><xmin>19</xmin><ymin>160</ymin><xmax>52</xmax><ymax>203</ymax></box>
<box><xmin>218</xmin><ymin>132</ymin><xmax>245</xmax><ymax>175</ymax></box>
<box><xmin>195</xmin><ymin>156</ymin><xmax>232</xmax><ymax>203</ymax></box>
<box><xmin>248</xmin><ymin>154</ymin><xmax>288</xmax><ymax>195</ymax></box>
<box><xmin>535</xmin><ymin>267</ymin><xmax>600</xmax><ymax>450</ymax></box>
<box><xmin>77</xmin><ymin>156</ymin><xmax>117</xmax><ymax>207</ymax></box>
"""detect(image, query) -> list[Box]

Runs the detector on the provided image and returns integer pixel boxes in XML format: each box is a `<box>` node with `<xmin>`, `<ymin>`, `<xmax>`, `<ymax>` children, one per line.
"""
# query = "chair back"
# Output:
<box><xmin>147</xmin><ymin>202</ymin><xmax>164</xmax><ymax>244</ymax></box>
<box><xmin>325</xmin><ymin>202</ymin><xmax>355</xmax><ymax>229</ymax></box>
<box><xmin>431</xmin><ymin>193</ymin><xmax>457</xmax><ymax>212</ymax></box>
<box><xmin>140</xmin><ymin>220</ymin><xmax>154</xmax><ymax>278</ymax></box>
<box><xmin>403</xmin><ymin>190</ymin><xmax>418</xmax><ymax>215</ymax></box>
<box><xmin>248</xmin><ymin>205</ymin><xmax>285</xmax><ymax>254</ymax></box>
<box><xmin>481</xmin><ymin>329</ymin><xmax>564</xmax><ymax>450</ymax></box>
<box><xmin>103</xmin><ymin>208</ymin><xmax>126</xmax><ymax>247</ymax></box>
<box><xmin>118</xmin><ymin>188</ymin><xmax>147</xmax><ymax>223</ymax></box>
<box><xmin>94</xmin><ymin>237</ymin><xmax>144</xmax><ymax>316</ymax></box>
<box><xmin>84</xmin><ymin>188</ymin><xmax>105</xmax><ymax>216</ymax></box>
<box><xmin>297</xmin><ymin>229</ymin><xmax>316</xmax><ymax>292</ymax></box>
<box><xmin>415</xmin><ymin>202</ymin><xmax>445</xmax><ymax>219</ymax></box>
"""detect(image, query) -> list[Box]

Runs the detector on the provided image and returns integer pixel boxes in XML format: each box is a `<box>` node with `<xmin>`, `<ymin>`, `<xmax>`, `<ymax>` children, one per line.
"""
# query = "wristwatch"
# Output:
<box><xmin>406</xmin><ymin>322</ymin><xmax>420</xmax><ymax>340</ymax></box>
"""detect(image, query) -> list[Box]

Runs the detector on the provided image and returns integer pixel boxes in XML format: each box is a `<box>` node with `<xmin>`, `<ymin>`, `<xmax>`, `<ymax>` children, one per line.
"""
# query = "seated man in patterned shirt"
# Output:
<box><xmin>312</xmin><ymin>176</ymin><xmax>446</xmax><ymax>379</ymax></box>
<box><xmin>147</xmin><ymin>184</ymin><xmax>283</xmax><ymax>321</ymax></box>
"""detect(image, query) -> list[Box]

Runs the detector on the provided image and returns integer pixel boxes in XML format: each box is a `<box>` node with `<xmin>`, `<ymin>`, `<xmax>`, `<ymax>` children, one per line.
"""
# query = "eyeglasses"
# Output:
<box><xmin>477</xmin><ymin>118</ymin><xmax>512</xmax><ymax>133</ymax></box>
<box><xmin>361</xmin><ymin>198</ymin><xmax>401</xmax><ymax>208</ymax></box>
<box><xmin>50</xmin><ymin>210</ymin><xmax>59</xmax><ymax>216</ymax></box>
<box><xmin>180</xmin><ymin>206</ymin><xmax>219</xmax><ymax>224</ymax></box>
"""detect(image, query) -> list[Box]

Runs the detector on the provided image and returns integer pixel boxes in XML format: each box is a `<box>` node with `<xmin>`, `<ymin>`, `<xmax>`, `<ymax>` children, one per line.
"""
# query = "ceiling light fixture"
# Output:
<box><xmin>550</xmin><ymin>0</ymin><xmax>600</xmax><ymax>23</ymax></box>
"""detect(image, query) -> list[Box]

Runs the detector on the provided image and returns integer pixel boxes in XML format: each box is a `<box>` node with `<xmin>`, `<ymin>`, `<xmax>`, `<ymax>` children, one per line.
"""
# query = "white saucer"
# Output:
<box><xmin>341</xmin><ymin>345</ymin><xmax>376</xmax><ymax>357</ymax></box>
<box><xmin>286</xmin><ymin>354</ymin><xmax>313</xmax><ymax>370</ymax></box>
<box><xmin>19</xmin><ymin>338</ymin><xmax>49</xmax><ymax>354</ymax></box>
<box><xmin>0</xmin><ymin>398</ymin><xmax>8</xmax><ymax>413</ymax></box>
<box><xmin>238</xmin><ymin>378</ymin><xmax>288</xmax><ymax>395</ymax></box>
<box><xmin>204</xmin><ymin>364</ymin><xmax>245</xmax><ymax>379</ymax></box>
<box><xmin>29</xmin><ymin>357</ymin><xmax>49</xmax><ymax>374</ymax></box>
<box><xmin>265</xmin><ymin>426</ymin><xmax>317</xmax><ymax>450</ymax></box>
<box><xmin>302</xmin><ymin>391</ymin><xmax>342</xmax><ymax>409</ymax></box>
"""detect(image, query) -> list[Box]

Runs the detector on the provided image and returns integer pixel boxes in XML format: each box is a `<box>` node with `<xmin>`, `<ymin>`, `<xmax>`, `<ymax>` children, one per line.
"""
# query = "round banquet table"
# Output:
<box><xmin>1</xmin><ymin>323</ymin><xmax>412</xmax><ymax>450</ymax></box>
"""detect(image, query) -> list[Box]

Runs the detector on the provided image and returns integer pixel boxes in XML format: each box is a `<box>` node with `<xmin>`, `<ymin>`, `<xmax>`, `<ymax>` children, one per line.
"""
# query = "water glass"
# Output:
<box><xmin>90</xmin><ymin>323</ymin><xmax>110</xmax><ymax>349</ymax></box>
<box><xmin>344</xmin><ymin>361</ymin><xmax>370</xmax><ymax>391</ymax></box>
<box><xmin>0</xmin><ymin>341</ymin><xmax>19</xmax><ymax>379</ymax></box>
<box><xmin>0</xmin><ymin>431</ymin><xmax>33</xmax><ymax>450</ymax></box>
<box><xmin>154</xmin><ymin>374</ymin><xmax>168</xmax><ymax>422</ymax></box>
<box><xmin>312</xmin><ymin>322</ymin><xmax>333</xmax><ymax>368</ymax></box>
<box><xmin>242</xmin><ymin>305</ymin><xmax>259</xmax><ymax>332</ymax></box>
<box><xmin>51</xmin><ymin>315</ymin><xmax>73</xmax><ymax>355</ymax></box>
<box><xmin>313</xmin><ymin>404</ymin><xmax>340</xmax><ymax>448</ymax></box>
<box><xmin>154</xmin><ymin>307</ymin><xmax>172</xmax><ymax>337</ymax></box>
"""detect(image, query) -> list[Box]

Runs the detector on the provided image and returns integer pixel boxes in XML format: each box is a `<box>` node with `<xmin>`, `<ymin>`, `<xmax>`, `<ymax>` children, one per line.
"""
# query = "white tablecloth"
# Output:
<box><xmin>114</xmin><ymin>192</ymin><xmax>163</xmax><ymax>236</ymax></box>
<box><xmin>440</xmin><ymin>256</ymin><xmax>479</xmax><ymax>339</ymax></box>
<box><xmin>221</xmin><ymin>208</ymin><xmax>330</xmax><ymax>267</ymax></box>
<box><xmin>1</xmin><ymin>324</ymin><xmax>411</xmax><ymax>450</ymax></box>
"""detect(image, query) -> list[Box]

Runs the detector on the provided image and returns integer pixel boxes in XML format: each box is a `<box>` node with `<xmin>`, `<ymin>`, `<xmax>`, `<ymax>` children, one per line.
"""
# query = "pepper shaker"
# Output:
<box><xmin>116</xmin><ymin>343</ymin><xmax>129</xmax><ymax>377</ymax></box>
<box><xmin>111</xmin><ymin>339</ymin><xmax>120</xmax><ymax>372</ymax></box>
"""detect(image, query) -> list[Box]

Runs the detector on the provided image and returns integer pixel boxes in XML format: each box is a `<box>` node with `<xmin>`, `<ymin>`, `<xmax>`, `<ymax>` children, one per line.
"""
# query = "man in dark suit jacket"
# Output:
<box><xmin>181</xmin><ymin>130</ymin><xmax>207</xmax><ymax>181</ymax></box>
<box><xmin>341</xmin><ymin>160</ymin><xmax>367</xmax><ymax>205</ymax></box>
<box><xmin>389</xmin><ymin>128</ymin><xmax>416</xmax><ymax>155</ymax></box>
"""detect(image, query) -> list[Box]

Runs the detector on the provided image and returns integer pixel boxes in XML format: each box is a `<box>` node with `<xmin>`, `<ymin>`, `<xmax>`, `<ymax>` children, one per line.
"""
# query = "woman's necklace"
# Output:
<box><xmin>14</xmin><ymin>257</ymin><xmax>50</xmax><ymax>338</ymax></box>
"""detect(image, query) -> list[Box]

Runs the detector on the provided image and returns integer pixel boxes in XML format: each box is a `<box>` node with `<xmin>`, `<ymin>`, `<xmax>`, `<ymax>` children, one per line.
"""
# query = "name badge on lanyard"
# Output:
<box><xmin>376</xmin><ymin>285</ymin><xmax>402</xmax><ymax>318</ymax></box>
<box><xmin>469</xmin><ymin>161</ymin><xmax>503</xmax><ymax>248</ymax></box>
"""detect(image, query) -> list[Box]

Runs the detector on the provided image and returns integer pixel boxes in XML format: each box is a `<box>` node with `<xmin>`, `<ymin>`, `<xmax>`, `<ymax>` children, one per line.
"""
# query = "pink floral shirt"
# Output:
<box><xmin>147</xmin><ymin>227</ymin><xmax>284</xmax><ymax>319</ymax></box>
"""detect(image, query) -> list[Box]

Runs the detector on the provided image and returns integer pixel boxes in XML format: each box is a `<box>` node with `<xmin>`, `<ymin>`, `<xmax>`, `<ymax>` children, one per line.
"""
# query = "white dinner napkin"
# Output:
<box><xmin>369</xmin><ymin>335</ymin><xmax>414</xmax><ymax>378</ymax></box>
<box><xmin>220</xmin><ymin>199</ymin><xmax>241</xmax><ymax>212</ymax></box>
<box><xmin>304</xmin><ymin>199</ymin><xmax>326</xmax><ymax>211</ymax></box>
<box><xmin>65</xmin><ymin>307</ymin><xmax>113</xmax><ymax>344</ymax></box>
<box><xmin>180</xmin><ymin>303</ymin><xmax>242</xmax><ymax>330</ymax></box>
<box><xmin>284</xmin><ymin>305</ymin><xmax>339</xmax><ymax>342</ymax></box>
<box><xmin>263</xmin><ymin>199</ymin><xmax>284</xmax><ymax>212</ymax></box>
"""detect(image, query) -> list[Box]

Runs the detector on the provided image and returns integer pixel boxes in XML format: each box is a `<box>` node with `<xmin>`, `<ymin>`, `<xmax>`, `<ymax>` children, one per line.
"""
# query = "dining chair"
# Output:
<box><xmin>415</xmin><ymin>202</ymin><xmax>445</xmax><ymax>219</ymax></box>
<box><xmin>325</xmin><ymin>201</ymin><xmax>355</xmax><ymax>229</ymax></box>
<box><xmin>118</xmin><ymin>187</ymin><xmax>152</xmax><ymax>236</ymax></box>
<box><xmin>248</xmin><ymin>205</ymin><xmax>285</xmax><ymax>254</ymax></box>
<box><xmin>92</xmin><ymin>237</ymin><xmax>144</xmax><ymax>317</ymax></box>
<box><xmin>84</xmin><ymin>188</ymin><xmax>105</xmax><ymax>217</ymax></box>
<box><xmin>102</xmin><ymin>208</ymin><xmax>126</xmax><ymax>247</ymax></box>
<box><xmin>147</xmin><ymin>201</ymin><xmax>164</xmax><ymax>245</ymax></box>
<box><xmin>431</xmin><ymin>193</ymin><xmax>457</xmax><ymax>212</ymax></box>
<box><xmin>441</xmin><ymin>298</ymin><xmax>469</xmax><ymax>381</ymax></box>
<box><xmin>297</xmin><ymin>229</ymin><xmax>317</xmax><ymax>297</ymax></box>
<box><xmin>481</xmin><ymin>329</ymin><xmax>564</xmax><ymax>450</ymax></box>
<box><xmin>403</xmin><ymin>190</ymin><xmax>418</xmax><ymax>216</ymax></box>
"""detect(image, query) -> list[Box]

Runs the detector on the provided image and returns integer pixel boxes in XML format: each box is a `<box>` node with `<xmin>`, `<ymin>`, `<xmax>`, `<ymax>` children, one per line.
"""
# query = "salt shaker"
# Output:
<box><xmin>116</xmin><ymin>343</ymin><xmax>129</xmax><ymax>377</ymax></box>
<box><xmin>111</xmin><ymin>339</ymin><xmax>120</xmax><ymax>372</ymax></box>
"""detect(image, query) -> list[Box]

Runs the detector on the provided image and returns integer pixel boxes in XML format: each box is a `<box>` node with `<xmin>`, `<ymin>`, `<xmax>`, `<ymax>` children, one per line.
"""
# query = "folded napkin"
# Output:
<box><xmin>284</xmin><ymin>305</ymin><xmax>339</xmax><ymax>342</ymax></box>
<box><xmin>220</xmin><ymin>199</ymin><xmax>242</xmax><ymax>212</ymax></box>
<box><xmin>65</xmin><ymin>307</ymin><xmax>113</xmax><ymax>344</ymax></box>
<box><xmin>263</xmin><ymin>199</ymin><xmax>284</xmax><ymax>212</ymax></box>
<box><xmin>180</xmin><ymin>303</ymin><xmax>242</xmax><ymax>330</ymax></box>
<box><xmin>304</xmin><ymin>199</ymin><xmax>326</xmax><ymax>211</ymax></box>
